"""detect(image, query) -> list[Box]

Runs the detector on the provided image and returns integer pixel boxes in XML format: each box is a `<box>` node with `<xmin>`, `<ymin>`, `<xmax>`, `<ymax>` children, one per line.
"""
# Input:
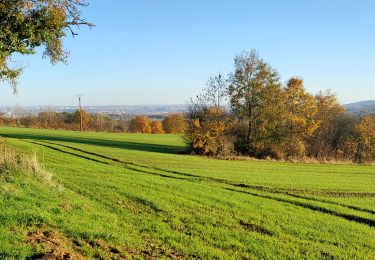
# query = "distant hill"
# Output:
<box><xmin>344</xmin><ymin>100</ymin><xmax>375</xmax><ymax>114</ymax></box>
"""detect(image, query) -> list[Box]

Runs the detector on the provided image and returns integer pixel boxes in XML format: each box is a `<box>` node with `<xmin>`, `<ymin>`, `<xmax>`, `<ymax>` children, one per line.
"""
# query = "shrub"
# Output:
<box><xmin>186</xmin><ymin>107</ymin><xmax>234</xmax><ymax>157</ymax></box>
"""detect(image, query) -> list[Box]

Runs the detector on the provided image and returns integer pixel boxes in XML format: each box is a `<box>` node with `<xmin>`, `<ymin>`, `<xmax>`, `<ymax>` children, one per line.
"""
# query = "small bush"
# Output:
<box><xmin>186</xmin><ymin>107</ymin><xmax>235</xmax><ymax>157</ymax></box>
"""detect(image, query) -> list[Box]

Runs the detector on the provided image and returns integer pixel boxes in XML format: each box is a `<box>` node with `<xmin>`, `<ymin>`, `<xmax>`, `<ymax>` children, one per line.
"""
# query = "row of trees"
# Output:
<box><xmin>0</xmin><ymin>110</ymin><xmax>187</xmax><ymax>134</ymax></box>
<box><xmin>129</xmin><ymin>114</ymin><xmax>187</xmax><ymax>134</ymax></box>
<box><xmin>186</xmin><ymin>50</ymin><xmax>375</xmax><ymax>163</ymax></box>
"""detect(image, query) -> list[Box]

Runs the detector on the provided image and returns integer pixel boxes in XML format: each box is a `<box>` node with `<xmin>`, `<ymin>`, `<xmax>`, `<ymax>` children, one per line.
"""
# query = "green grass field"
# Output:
<box><xmin>1</xmin><ymin>127</ymin><xmax>375</xmax><ymax>259</ymax></box>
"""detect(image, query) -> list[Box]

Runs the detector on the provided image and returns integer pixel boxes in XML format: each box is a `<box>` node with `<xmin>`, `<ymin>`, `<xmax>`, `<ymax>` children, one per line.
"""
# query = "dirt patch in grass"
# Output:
<box><xmin>27</xmin><ymin>229</ymin><xmax>85</xmax><ymax>259</ymax></box>
<box><xmin>27</xmin><ymin>227</ymin><xmax>184</xmax><ymax>259</ymax></box>
<box><xmin>140</xmin><ymin>240</ymin><xmax>186</xmax><ymax>259</ymax></box>
<box><xmin>27</xmin><ymin>229</ymin><xmax>130</xmax><ymax>259</ymax></box>
<box><xmin>60</xmin><ymin>203</ymin><xmax>73</xmax><ymax>212</ymax></box>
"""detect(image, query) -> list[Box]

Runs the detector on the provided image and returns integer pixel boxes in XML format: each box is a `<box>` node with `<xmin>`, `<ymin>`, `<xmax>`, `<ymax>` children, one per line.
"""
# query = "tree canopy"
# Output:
<box><xmin>0</xmin><ymin>0</ymin><xmax>93</xmax><ymax>92</ymax></box>
<box><xmin>283</xmin><ymin>77</ymin><xmax>317</xmax><ymax>157</ymax></box>
<box><xmin>129</xmin><ymin>116</ymin><xmax>152</xmax><ymax>134</ymax></box>
<box><xmin>186</xmin><ymin>49</ymin><xmax>375</xmax><ymax>163</ymax></box>
<box><xmin>228</xmin><ymin>49</ymin><xmax>283</xmax><ymax>157</ymax></box>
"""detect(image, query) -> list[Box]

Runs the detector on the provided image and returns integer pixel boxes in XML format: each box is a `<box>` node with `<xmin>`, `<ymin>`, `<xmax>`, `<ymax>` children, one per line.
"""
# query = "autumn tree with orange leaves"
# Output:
<box><xmin>187</xmin><ymin>50</ymin><xmax>375</xmax><ymax>163</ymax></box>
<box><xmin>129</xmin><ymin>116</ymin><xmax>152</xmax><ymax>134</ymax></box>
<box><xmin>283</xmin><ymin>77</ymin><xmax>318</xmax><ymax>157</ymax></box>
<box><xmin>228</xmin><ymin>50</ymin><xmax>284</xmax><ymax>158</ymax></box>
<box><xmin>186</xmin><ymin>74</ymin><xmax>234</xmax><ymax>156</ymax></box>
<box><xmin>355</xmin><ymin>115</ymin><xmax>375</xmax><ymax>163</ymax></box>
<box><xmin>151</xmin><ymin>121</ymin><xmax>165</xmax><ymax>134</ymax></box>
<box><xmin>73</xmin><ymin>109</ymin><xmax>89</xmax><ymax>130</ymax></box>
<box><xmin>162</xmin><ymin>114</ymin><xmax>187</xmax><ymax>134</ymax></box>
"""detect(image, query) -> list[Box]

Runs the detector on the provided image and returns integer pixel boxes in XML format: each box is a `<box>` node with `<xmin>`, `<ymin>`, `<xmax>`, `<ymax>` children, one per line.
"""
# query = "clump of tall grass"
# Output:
<box><xmin>0</xmin><ymin>140</ymin><xmax>60</xmax><ymax>188</ymax></box>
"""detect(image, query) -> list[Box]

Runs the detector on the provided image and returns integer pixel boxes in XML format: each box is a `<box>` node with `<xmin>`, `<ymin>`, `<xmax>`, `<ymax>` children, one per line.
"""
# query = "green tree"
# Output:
<box><xmin>228</xmin><ymin>50</ymin><xmax>284</xmax><ymax>157</ymax></box>
<box><xmin>0</xmin><ymin>0</ymin><xmax>93</xmax><ymax>92</ymax></box>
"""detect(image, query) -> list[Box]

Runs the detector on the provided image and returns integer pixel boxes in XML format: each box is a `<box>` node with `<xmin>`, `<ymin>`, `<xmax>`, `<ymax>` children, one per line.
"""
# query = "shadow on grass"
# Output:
<box><xmin>0</xmin><ymin>132</ymin><xmax>186</xmax><ymax>155</ymax></box>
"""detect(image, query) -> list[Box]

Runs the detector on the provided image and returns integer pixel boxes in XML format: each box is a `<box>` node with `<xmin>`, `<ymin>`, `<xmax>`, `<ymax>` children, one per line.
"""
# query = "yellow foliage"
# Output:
<box><xmin>284</xmin><ymin>77</ymin><xmax>317</xmax><ymax>157</ymax></box>
<box><xmin>162</xmin><ymin>114</ymin><xmax>187</xmax><ymax>134</ymax></box>
<box><xmin>187</xmin><ymin>107</ymin><xmax>234</xmax><ymax>156</ymax></box>
<box><xmin>356</xmin><ymin>116</ymin><xmax>375</xmax><ymax>162</ymax></box>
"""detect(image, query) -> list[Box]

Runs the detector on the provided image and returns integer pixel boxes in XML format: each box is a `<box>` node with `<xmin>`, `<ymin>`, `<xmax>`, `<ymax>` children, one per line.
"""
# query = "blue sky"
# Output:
<box><xmin>1</xmin><ymin>0</ymin><xmax>374</xmax><ymax>106</ymax></box>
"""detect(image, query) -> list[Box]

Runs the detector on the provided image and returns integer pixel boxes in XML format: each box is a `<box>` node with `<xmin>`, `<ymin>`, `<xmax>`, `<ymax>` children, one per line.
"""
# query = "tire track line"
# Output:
<box><xmin>27</xmin><ymin>139</ymin><xmax>375</xmax><ymax>228</ymax></box>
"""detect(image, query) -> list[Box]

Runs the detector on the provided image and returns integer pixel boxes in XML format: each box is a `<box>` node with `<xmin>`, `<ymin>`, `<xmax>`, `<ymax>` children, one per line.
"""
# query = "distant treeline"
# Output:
<box><xmin>185</xmin><ymin>50</ymin><xmax>375</xmax><ymax>164</ymax></box>
<box><xmin>0</xmin><ymin>110</ymin><xmax>187</xmax><ymax>135</ymax></box>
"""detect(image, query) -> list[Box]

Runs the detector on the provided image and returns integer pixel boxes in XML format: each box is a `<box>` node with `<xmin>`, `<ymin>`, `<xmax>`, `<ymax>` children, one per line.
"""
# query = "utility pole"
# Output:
<box><xmin>76</xmin><ymin>94</ymin><xmax>84</xmax><ymax>132</ymax></box>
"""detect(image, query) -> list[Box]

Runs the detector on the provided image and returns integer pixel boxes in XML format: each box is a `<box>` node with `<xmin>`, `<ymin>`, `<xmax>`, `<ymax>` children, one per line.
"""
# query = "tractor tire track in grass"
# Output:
<box><xmin>225</xmin><ymin>188</ymin><xmax>375</xmax><ymax>228</ymax></box>
<box><xmin>28</xmin><ymin>141</ymin><xmax>111</xmax><ymax>166</ymax></box>
<box><xmin>40</xmin><ymin>140</ymin><xmax>375</xmax><ymax>216</ymax></box>
<box><xmin>232</xmin><ymin>183</ymin><xmax>375</xmax><ymax>215</ymax></box>
<box><xmin>34</xmin><ymin>140</ymin><xmax>375</xmax><ymax>218</ymax></box>
<box><xmin>38</xmin><ymin>140</ymin><xmax>201</xmax><ymax>178</ymax></box>
<box><xmin>43</xmin><ymin>141</ymin><xmax>375</xmax><ymax>197</ymax></box>
<box><xmin>28</xmin><ymin>140</ymin><xmax>188</xmax><ymax>180</ymax></box>
<box><xmin>126</xmin><ymin>165</ymin><xmax>188</xmax><ymax>180</ymax></box>
<box><xmin>27</xmin><ymin>140</ymin><xmax>375</xmax><ymax>228</ymax></box>
<box><xmin>23</xmin><ymin>140</ymin><xmax>274</xmax><ymax>254</ymax></box>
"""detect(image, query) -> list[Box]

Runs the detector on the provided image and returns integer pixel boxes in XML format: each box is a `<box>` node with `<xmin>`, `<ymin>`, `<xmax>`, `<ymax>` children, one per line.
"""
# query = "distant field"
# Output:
<box><xmin>1</xmin><ymin>127</ymin><xmax>375</xmax><ymax>259</ymax></box>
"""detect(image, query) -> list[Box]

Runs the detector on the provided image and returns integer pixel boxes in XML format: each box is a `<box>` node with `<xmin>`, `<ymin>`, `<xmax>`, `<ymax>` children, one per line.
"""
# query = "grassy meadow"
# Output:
<box><xmin>0</xmin><ymin>127</ymin><xmax>375</xmax><ymax>259</ymax></box>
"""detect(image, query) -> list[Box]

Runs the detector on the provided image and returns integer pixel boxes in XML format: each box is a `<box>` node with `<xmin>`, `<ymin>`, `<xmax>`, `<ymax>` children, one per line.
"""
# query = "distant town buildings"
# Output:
<box><xmin>0</xmin><ymin>104</ymin><xmax>187</xmax><ymax>119</ymax></box>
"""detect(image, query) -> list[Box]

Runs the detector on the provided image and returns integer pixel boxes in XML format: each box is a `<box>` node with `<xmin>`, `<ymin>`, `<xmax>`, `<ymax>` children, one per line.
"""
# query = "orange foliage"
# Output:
<box><xmin>129</xmin><ymin>116</ymin><xmax>151</xmax><ymax>133</ymax></box>
<box><xmin>73</xmin><ymin>109</ymin><xmax>90</xmax><ymax>129</ymax></box>
<box><xmin>151</xmin><ymin>121</ymin><xmax>164</xmax><ymax>134</ymax></box>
